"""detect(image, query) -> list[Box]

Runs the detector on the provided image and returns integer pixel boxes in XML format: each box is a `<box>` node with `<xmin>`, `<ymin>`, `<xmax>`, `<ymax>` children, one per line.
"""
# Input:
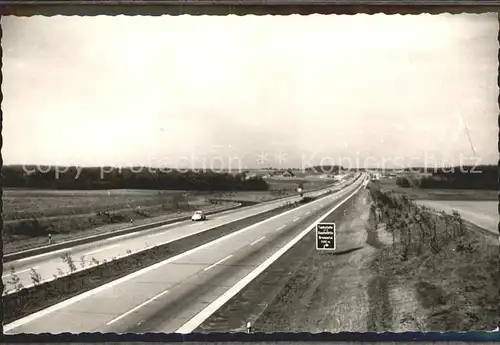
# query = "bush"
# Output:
<box><xmin>369</xmin><ymin>184</ymin><xmax>468</xmax><ymax>260</ymax></box>
<box><xmin>396</xmin><ymin>176</ymin><xmax>411</xmax><ymax>188</ymax></box>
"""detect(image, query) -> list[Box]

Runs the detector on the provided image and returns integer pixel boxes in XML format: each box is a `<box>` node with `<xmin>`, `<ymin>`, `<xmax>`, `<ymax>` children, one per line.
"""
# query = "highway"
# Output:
<box><xmin>2</xmin><ymin>177</ymin><xmax>355</xmax><ymax>291</ymax></box>
<box><xmin>4</xmin><ymin>173</ymin><xmax>368</xmax><ymax>334</ymax></box>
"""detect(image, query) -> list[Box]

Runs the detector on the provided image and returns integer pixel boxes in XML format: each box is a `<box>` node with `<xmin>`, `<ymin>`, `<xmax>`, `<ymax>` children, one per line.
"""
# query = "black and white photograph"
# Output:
<box><xmin>2</xmin><ymin>13</ymin><xmax>498</xmax><ymax>334</ymax></box>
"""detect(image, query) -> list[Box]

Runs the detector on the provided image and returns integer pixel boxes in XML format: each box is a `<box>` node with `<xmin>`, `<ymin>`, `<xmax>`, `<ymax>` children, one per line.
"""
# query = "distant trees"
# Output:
<box><xmin>395</xmin><ymin>176</ymin><xmax>412</xmax><ymax>188</ymax></box>
<box><xmin>305</xmin><ymin>165</ymin><xmax>344</xmax><ymax>174</ymax></box>
<box><xmin>417</xmin><ymin>165</ymin><xmax>497</xmax><ymax>190</ymax></box>
<box><xmin>2</xmin><ymin>166</ymin><xmax>269</xmax><ymax>191</ymax></box>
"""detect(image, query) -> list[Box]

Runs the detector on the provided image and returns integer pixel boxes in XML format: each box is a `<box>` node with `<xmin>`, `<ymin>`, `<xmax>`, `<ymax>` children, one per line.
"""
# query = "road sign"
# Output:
<box><xmin>316</xmin><ymin>223</ymin><xmax>336</xmax><ymax>251</ymax></box>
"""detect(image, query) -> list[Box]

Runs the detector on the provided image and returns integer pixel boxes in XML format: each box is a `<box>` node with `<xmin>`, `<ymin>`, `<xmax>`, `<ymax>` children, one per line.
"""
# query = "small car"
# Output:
<box><xmin>191</xmin><ymin>210</ymin><xmax>206</xmax><ymax>221</ymax></box>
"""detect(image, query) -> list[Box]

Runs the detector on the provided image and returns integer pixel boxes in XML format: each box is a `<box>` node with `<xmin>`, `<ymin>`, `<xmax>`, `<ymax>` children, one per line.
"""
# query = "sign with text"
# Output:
<box><xmin>316</xmin><ymin>223</ymin><xmax>336</xmax><ymax>251</ymax></box>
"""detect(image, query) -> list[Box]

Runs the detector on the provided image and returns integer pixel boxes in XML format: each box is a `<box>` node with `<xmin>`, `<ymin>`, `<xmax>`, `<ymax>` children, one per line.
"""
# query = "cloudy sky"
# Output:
<box><xmin>2</xmin><ymin>13</ymin><xmax>498</xmax><ymax>170</ymax></box>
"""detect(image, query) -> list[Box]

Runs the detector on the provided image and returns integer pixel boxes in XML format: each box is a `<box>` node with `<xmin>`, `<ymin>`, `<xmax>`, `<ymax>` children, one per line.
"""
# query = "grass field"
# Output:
<box><xmin>3</xmin><ymin>189</ymin><xmax>187</xmax><ymax>221</ymax></box>
<box><xmin>3</xmin><ymin>188</ymin><xmax>218</xmax><ymax>253</ymax></box>
<box><xmin>374</xmin><ymin>178</ymin><xmax>497</xmax><ymax>201</ymax></box>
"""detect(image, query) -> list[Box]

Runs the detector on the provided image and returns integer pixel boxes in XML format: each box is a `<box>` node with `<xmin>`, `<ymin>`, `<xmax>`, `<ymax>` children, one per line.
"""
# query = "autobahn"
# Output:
<box><xmin>4</xmin><ymin>173</ymin><xmax>368</xmax><ymax>334</ymax></box>
<box><xmin>2</xmin><ymin>176</ymin><xmax>355</xmax><ymax>291</ymax></box>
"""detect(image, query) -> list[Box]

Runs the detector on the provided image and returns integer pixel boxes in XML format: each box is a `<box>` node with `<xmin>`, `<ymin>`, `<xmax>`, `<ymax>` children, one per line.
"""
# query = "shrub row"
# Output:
<box><xmin>368</xmin><ymin>185</ymin><xmax>470</xmax><ymax>261</ymax></box>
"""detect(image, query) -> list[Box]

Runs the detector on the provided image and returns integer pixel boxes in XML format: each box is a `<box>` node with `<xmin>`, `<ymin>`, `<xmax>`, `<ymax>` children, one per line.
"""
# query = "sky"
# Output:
<box><xmin>2</xmin><ymin>13</ymin><xmax>498</xmax><ymax>171</ymax></box>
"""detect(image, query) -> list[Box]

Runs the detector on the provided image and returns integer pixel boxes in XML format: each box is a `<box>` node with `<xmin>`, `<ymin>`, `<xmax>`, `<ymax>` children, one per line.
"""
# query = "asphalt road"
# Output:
<box><xmin>4</xmin><ymin>174</ymin><xmax>367</xmax><ymax>334</ymax></box>
<box><xmin>415</xmin><ymin>199</ymin><xmax>498</xmax><ymax>235</ymax></box>
<box><xmin>2</xmin><ymin>177</ymin><xmax>355</xmax><ymax>292</ymax></box>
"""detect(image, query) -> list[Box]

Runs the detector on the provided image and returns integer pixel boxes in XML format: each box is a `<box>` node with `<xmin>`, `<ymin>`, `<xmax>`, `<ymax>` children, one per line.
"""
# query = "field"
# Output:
<box><xmin>3</xmin><ymin>188</ymin><xmax>220</xmax><ymax>253</ymax></box>
<box><xmin>3</xmin><ymin>178</ymin><xmax>330</xmax><ymax>253</ymax></box>
<box><xmin>374</xmin><ymin>178</ymin><xmax>497</xmax><ymax>201</ymax></box>
<box><xmin>414</xmin><ymin>200</ymin><xmax>497</xmax><ymax>234</ymax></box>
<box><xmin>3</xmin><ymin>189</ymin><xmax>188</xmax><ymax>221</ymax></box>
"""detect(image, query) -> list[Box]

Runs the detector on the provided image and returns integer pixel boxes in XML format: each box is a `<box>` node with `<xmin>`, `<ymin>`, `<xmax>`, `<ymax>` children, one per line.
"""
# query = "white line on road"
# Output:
<box><xmin>105</xmin><ymin>232</ymin><xmax>142</xmax><ymax>241</ymax></box>
<box><xmin>3</xmin><ymin>178</ymin><xmax>363</xmax><ymax>333</ymax></box>
<box><xmin>292</xmin><ymin>217</ymin><xmax>301</xmax><ymax>222</ymax></box>
<box><xmin>250</xmin><ymin>236</ymin><xmax>266</xmax><ymax>246</ymax></box>
<box><xmin>106</xmin><ymin>290</ymin><xmax>169</xmax><ymax>325</ymax></box>
<box><xmin>17</xmin><ymin>248</ymin><xmax>74</xmax><ymax>263</ymax></box>
<box><xmin>2</xmin><ymin>266</ymin><xmax>39</xmax><ymax>278</ymax></box>
<box><xmin>276</xmin><ymin>225</ymin><xmax>286</xmax><ymax>231</ymax></box>
<box><xmin>175</xmin><ymin>179</ymin><xmax>366</xmax><ymax>334</ymax></box>
<box><xmin>147</xmin><ymin>231</ymin><xmax>169</xmax><ymax>238</ymax></box>
<box><xmin>84</xmin><ymin>244</ymin><xmax>121</xmax><ymax>256</ymax></box>
<box><xmin>305</xmin><ymin>211</ymin><xmax>311</xmax><ymax>215</ymax></box>
<box><xmin>203</xmin><ymin>254</ymin><xmax>233</xmax><ymax>272</ymax></box>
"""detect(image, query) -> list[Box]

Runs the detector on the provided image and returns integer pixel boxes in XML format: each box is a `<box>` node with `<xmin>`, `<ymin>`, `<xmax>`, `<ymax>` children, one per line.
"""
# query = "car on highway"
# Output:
<box><xmin>191</xmin><ymin>210</ymin><xmax>206</xmax><ymax>221</ymax></box>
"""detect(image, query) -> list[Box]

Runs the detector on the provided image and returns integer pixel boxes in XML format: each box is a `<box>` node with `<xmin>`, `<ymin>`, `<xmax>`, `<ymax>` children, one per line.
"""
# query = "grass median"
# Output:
<box><xmin>4</xmin><ymin>194</ymin><xmax>325</xmax><ymax>324</ymax></box>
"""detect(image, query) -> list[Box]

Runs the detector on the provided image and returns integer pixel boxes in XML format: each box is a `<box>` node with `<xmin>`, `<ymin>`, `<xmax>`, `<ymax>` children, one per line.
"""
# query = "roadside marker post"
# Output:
<box><xmin>316</xmin><ymin>223</ymin><xmax>336</xmax><ymax>251</ymax></box>
<box><xmin>246</xmin><ymin>321</ymin><xmax>253</xmax><ymax>333</ymax></box>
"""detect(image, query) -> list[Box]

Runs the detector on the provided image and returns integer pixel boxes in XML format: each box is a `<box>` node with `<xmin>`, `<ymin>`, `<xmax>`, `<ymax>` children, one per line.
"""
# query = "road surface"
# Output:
<box><xmin>415</xmin><ymin>199</ymin><xmax>497</xmax><ymax>235</ymax></box>
<box><xmin>4</xmin><ymin>175</ymin><xmax>367</xmax><ymax>334</ymax></box>
<box><xmin>2</xmin><ymin>177</ymin><xmax>357</xmax><ymax>291</ymax></box>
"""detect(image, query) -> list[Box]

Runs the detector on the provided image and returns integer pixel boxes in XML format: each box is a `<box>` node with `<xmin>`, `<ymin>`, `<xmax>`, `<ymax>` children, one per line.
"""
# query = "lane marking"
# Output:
<box><xmin>204</xmin><ymin>254</ymin><xmax>233</xmax><ymax>272</ymax></box>
<box><xmin>305</xmin><ymin>211</ymin><xmax>311</xmax><ymax>215</ymax></box>
<box><xmin>84</xmin><ymin>244</ymin><xmax>121</xmax><ymax>256</ymax></box>
<box><xmin>106</xmin><ymin>232</ymin><xmax>143</xmax><ymax>241</ymax></box>
<box><xmin>3</xmin><ymin>177</ymin><xmax>364</xmax><ymax>333</ymax></box>
<box><xmin>147</xmin><ymin>231</ymin><xmax>169</xmax><ymax>238</ymax></box>
<box><xmin>175</xmin><ymin>177</ymin><xmax>366</xmax><ymax>333</ymax></box>
<box><xmin>250</xmin><ymin>236</ymin><xmax>266</xmax><ymax>246</ymax></box>
<box><xmin>17</xmin><ymin>248</ymin><xmax>74</xmax><ymax>263</ymax></box>
<box><xmin>2</xmin><ymin>266</ymin><xmax>39</xmax><ymax>278</ymax></box>
<box><xmin>292</xmin><ymin>217</ymin><xmax>301</xmax><ymax>222</ymax></box>
<box><xmin>276</xmin><ymin>225</ymin><xmax>286</xmax><ymax>232</ymax></box>
<box><xmin>106</xmin><ymin>290</ymin><xmax>169</xmax><ymax>325</ymax></box>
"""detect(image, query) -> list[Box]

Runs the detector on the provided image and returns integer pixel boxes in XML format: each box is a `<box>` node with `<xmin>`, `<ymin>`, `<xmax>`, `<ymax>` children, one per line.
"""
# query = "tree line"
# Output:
<box><xmin>2</xmin><ymin>165</ymin><xmax>270</xmax><ymax>191</ymax></box>
<box><xmin>304</xmin><ymin>165</ymin><xmax>344</xmax><ymax>173</ymax></box>
<box><xmin>395</xmin><ymin>164</ymin><xmax>497</xmax><ymax>190</ymax></box>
